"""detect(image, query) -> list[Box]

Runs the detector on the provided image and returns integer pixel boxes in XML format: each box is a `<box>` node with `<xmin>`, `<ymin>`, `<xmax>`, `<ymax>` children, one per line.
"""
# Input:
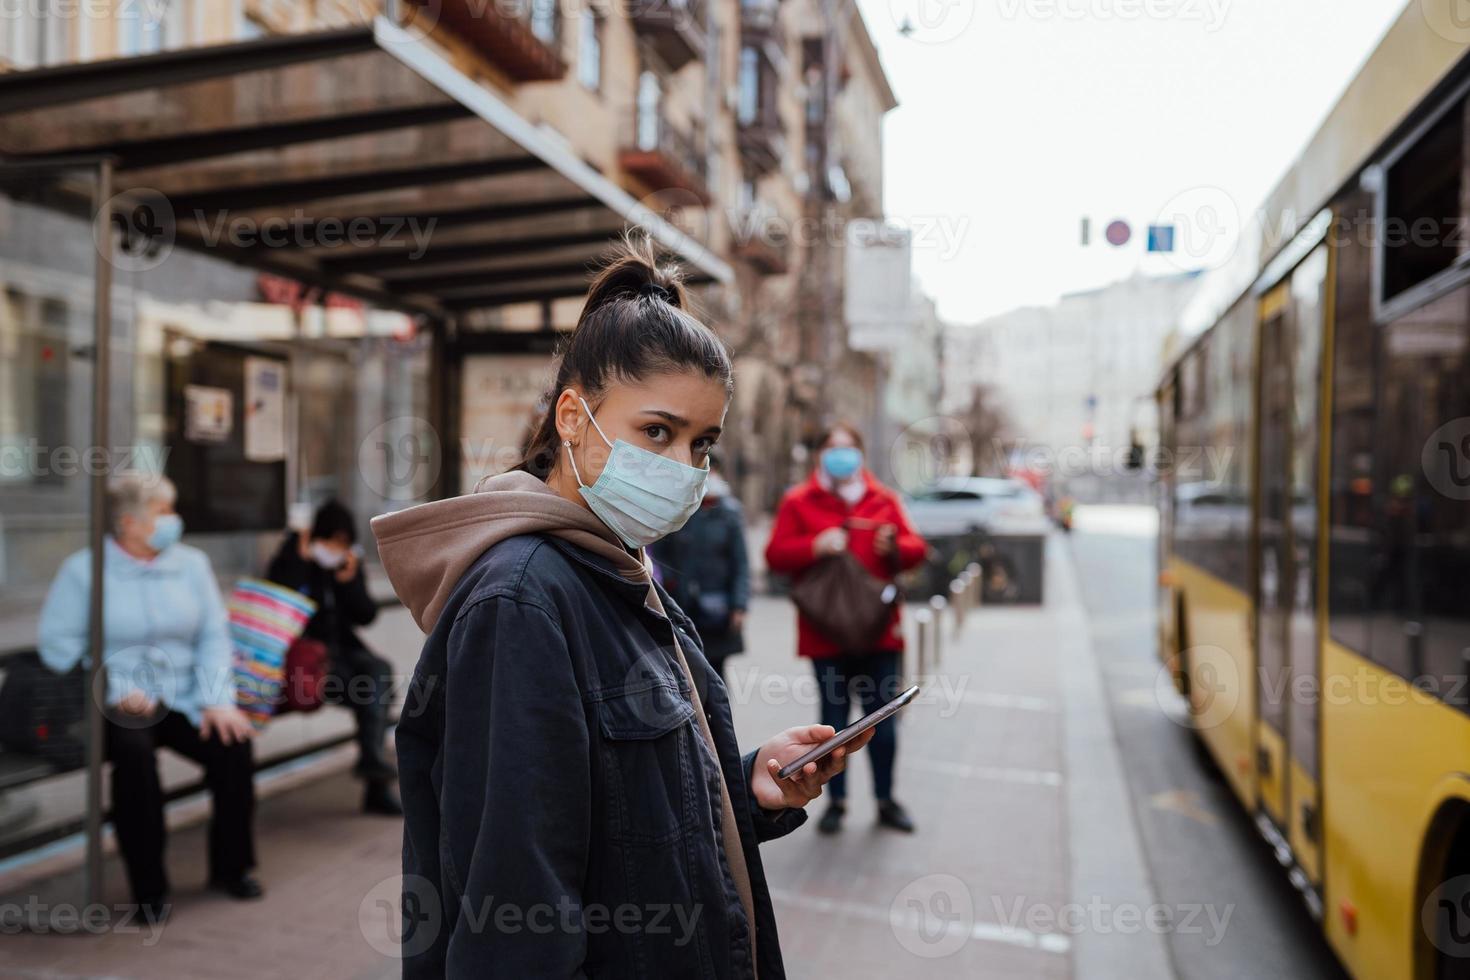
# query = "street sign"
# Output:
<box><xmin>845</xmin><ymin>222</ymin><xmax>914</xmax><ymax>352</ymax></box>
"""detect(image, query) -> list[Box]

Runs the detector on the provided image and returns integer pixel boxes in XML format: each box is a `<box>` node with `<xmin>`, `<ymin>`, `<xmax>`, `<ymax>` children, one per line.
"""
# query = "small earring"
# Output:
<box><xmin>563</xmin><ymin>439</ymin><xmax>572</xmax><ymax>447</ymax></box>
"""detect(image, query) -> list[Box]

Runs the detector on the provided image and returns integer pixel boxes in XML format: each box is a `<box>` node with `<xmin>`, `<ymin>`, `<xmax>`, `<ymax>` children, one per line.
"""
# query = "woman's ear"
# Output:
<box><xmin>553</xmin><ymin>388</ymin><xmax>586</xmax><ymax>444</ymax></box>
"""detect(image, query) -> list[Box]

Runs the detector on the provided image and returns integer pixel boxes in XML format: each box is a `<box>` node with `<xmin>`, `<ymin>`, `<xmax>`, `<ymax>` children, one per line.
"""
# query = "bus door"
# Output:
<box><xmin>1285</xmin><ymin>246</ymin><xmax>1328</xmax><ymax>894</ymax></box>
<box><xmin>1254</xmin><ymin>286</ymin><xmax>1293</xmax><ymax>837</ymax></box>
<box><xmin>1254</xmin><ymin>248</ymin><xmax>1329</xmax><ymax>896</ymax></box>
<box><xmin>1157</xmin><ymin>382</ymin><xmax>1179</xmax><ymax>670</ymax></box>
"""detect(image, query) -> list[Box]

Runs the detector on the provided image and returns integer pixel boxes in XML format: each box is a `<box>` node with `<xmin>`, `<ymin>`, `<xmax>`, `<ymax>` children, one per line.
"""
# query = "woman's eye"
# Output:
<box><xmin>643</xmin><ymin>424</ymin><xmax>671</xmax><ymax>444</ymax></box>
<box><xmin>693</xmin><ymin>437</ymin><xmax>716</xmax><ymax>455</ymax></box>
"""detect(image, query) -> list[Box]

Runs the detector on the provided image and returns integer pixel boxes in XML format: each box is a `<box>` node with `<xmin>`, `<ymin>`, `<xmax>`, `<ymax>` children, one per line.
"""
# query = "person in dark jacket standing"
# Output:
<box><xmin>651</xmin><ymin>452</ymin><xmax>751</xmax><ymax>681</ymax></box>
<box><xmin>267</xmin><ymin>500</ymin><xmax>400</xmax><ymax>815</ymax></box>
<box><xmin>765</xmin><ymin>422</ymin><xmax>928</xmax><ymax>836</ymax></box>
<box><xmin>373</xmin><ymin>238</ymin><xmax>870</xmax><ymax>979</ymax></box>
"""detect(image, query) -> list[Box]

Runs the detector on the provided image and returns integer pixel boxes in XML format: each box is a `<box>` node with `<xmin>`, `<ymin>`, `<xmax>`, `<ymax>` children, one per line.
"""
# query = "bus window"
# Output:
<box><xmin>1382</xmin><ymin>95</ymin><xmax>1466</xmax><ymax>303</ymax></box>
<box><xmin>1374</xmin><ymin>284</ymin><xmax>1470</xmax><ymax>702</ymax></box>
<box><xmin>1329</xmin><ymin>186</ymin><xmax>1377</xmax><ymax>656</ymax></box>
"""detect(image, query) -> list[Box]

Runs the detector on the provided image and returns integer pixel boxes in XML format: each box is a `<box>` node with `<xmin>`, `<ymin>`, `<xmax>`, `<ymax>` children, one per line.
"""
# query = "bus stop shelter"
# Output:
<box><xmin>0</xmin><ymin>15</ymin><xmax>731</xmax><ymax>902</ymax></box>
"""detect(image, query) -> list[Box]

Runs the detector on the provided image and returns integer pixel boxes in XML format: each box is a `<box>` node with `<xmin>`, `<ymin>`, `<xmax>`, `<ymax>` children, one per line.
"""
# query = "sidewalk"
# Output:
<box><xmin>729</xmin><ymin>533</ymin><xmax>1170</xmax><ymax>979</ymax></box>
<box><xmin>0</xmin><ymin>534</ymin><xmax>1169</xmax><ymax>979</ymax></box>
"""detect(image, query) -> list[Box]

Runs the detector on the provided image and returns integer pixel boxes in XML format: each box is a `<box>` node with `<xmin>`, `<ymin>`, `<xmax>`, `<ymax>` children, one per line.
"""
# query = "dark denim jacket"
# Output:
<box><xmin>396</xmin><ymin>534</ymin><xmax>806</xmax><ymax>978</ymax></box>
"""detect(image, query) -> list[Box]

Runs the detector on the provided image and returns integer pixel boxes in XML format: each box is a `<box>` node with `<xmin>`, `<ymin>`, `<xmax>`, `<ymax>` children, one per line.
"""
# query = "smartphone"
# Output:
<box><xmin>777</xmin><ymin>684</ymin><xmax>920</xmax><ymax>779</ymax></box>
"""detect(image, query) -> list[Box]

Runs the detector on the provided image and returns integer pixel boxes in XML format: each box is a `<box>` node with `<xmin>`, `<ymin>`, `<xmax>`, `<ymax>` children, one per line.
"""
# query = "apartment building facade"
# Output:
<box><xmin>0</xmin><ymin>0</ymin><xmax>896</xmax><ymax>867</ymax></box>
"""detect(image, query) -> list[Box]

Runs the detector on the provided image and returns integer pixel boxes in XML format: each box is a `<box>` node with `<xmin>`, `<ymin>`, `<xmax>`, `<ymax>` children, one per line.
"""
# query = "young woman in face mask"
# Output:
<box><xmin>765</xmin><ymin>423</ymin><xmax>929</xmax><ymax>836</ymax></box>
<box><xmin>372</xmin><ymin>238</ymin><xmax>869</xmax><ymax>979</ymax></box>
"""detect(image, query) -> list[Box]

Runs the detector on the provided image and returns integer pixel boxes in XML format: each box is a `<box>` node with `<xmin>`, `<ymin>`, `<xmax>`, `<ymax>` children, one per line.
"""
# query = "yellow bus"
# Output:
<box><xmin>1154</xmin><ymin>4</ymin><xmax>1470</xmax><ymax>978</ymax></box>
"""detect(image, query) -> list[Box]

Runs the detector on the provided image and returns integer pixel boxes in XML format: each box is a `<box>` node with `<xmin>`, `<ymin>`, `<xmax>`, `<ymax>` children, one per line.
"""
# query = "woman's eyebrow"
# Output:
<box><xmin>641</xmin><ymin>409</ymin><xmax>721</xmax><ymax>435</ymax></box>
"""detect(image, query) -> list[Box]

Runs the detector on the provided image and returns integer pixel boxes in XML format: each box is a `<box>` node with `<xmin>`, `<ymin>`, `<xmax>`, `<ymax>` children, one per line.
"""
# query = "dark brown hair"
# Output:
<box><xmin>817</xmin><ymin>421</ymin><xmax>866</xmax><ymax>452</ymax></box>
<box><xmin>517</xmin><ymin>236</ymin><xmax>734</xmax><ymax>478</ymax></box>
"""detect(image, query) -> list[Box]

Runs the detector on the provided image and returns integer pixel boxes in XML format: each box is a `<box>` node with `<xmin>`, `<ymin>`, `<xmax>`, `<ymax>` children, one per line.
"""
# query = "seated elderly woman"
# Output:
<box><xmin>37</xmin><ymin>473</ymin><xmax>261</xmax><ymax>921</ymax></box>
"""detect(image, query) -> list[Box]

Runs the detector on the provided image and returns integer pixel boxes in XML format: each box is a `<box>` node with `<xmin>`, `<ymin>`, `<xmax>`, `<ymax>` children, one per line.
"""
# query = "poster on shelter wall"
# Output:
<box><xmin>243</xmin><ymin>356</ymin><xmax>286</xmax><ymax>462</ymax></box>
<box><xmin>184</xmin><ymin>385</ymin><xmax>232</xmax><ymax>444</ymax></box>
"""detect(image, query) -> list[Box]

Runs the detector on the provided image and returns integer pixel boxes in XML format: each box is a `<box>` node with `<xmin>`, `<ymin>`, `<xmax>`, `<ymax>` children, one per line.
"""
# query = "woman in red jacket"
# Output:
<box><xmin>765</xmin><ymin>422</ymin><xmax>928</xmax><ymax>834</ymax></box>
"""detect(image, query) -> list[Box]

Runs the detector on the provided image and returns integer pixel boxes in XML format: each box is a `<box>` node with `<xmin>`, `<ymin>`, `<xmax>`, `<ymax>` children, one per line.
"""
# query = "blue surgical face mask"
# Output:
<box><xmin>565</xmin><ymin>397</ymin><xmax>709</xmax><ymax>549</ymax></box>
<box><xmin>147</xmin><ymin>513</ymin><xmax>184</xmax><ymax>552</ymax></box>
<box><xmin>821</xmin><ymin>446</ymin><xmax>863</xmax><ymax>481</ymax></box>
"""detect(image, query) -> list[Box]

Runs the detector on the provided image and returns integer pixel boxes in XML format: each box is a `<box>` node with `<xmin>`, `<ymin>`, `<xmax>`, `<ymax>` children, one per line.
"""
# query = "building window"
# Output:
<box><xmin>3</xmin><ymin>4</ymin><xmax>69</xmax><ymax>67</ymax></box>
<box><xmin>118</xmin><ymin>0</ymin><xmax>183</xmax><ymax>56</ymax></box>
<box><xmin>577</xmin><ymin>9</ymin><xmax>601</xmax><ymax>92</ymax></box>
<box><xmin>738</xmin><ymin>47</ymin><xmax>759</xmax><ymax>125</ymax></box>
<box><xmin>636</xmin><ymin>70</ymin><xmax>662</xmax><ymax>151</ymax></box>
<box><xmin>529</xmin><ymin>0</ymin><xmax>558</xmax><ymax>48</ymax></box>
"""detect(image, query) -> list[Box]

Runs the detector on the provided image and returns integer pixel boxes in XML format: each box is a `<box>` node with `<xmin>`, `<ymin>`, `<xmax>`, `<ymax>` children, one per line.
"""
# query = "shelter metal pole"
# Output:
<box><xmin>85</xmin><ymin>157</ymin><xmax>114</xmax><ymax>907</ymax></box>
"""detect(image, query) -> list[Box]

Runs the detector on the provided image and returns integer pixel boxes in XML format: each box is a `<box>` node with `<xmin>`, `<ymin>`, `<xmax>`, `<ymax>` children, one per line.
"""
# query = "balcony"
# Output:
<box><xmin>620</xmin><ymin>107</ymin><xmax>711</xmax><ymax>204</ymax></box>
<box><xmin>630</xmin><ymin>0</ymin><xmax>708</xmax><ymax>72</ymax></box>
<box><xmin>730</xmin><ymin>201</ymin><xmax>790</xmax><ymax>274</ymax></box>
<box><xmin>410</xmin><ymin>0</ymin><xmax>566</xmax><ymax>82</ymax></box>
<box><xmin>737</xmin><ymin>103</ymin><xmax>784</xmax><ymax>177</ymax></box>
<box><xmin>737</xmin><ymin>44</ymin><xmax>784</xmax><ymax>176</ymax></box>
<box><xmin>740</xmin><ymin>0</ymin><xmax>787</xmax><ymax>69</ymax></box>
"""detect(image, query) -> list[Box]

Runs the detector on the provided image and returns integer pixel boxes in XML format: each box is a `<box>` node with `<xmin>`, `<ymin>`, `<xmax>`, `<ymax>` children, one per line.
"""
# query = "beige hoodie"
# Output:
<box><xmin>370</xmin><ymin>471</ymin><xmax>758</xmax><ymax>968</ymax></box>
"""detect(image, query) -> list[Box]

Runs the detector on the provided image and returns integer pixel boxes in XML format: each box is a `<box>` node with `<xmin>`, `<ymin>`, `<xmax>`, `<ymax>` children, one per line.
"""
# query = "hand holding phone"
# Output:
<box><xmin>777</xmin><ymin>684</ymin><xmax>920</xmax><ymax>779</ymax></box>
<box><xmin>749</xmin><ymin>723</ymin><xmax>876</xmax><ymax>812</ymax></box>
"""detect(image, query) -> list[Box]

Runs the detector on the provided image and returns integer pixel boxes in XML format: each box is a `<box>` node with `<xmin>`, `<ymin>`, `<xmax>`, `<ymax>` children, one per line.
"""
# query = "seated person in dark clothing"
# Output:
<box><xmin>267</xmin><ymin>500</ymin><xmax>400</xmax><ymax>815</ymax></box>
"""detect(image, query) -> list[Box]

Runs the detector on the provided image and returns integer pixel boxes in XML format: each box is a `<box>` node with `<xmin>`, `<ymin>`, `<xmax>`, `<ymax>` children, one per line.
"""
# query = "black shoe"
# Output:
<box><xmin>209</xmin><ymin>874</ymin><xmax>264</xmax><ymax>900</ymax></box>
<box><xmin>363</xmin><ymin>782</ymin><xmax>403</xmax><ymax>816</ymax></box>
<box><xmin>354</xmin><ymin>758</ymin><xmax>398</xmax><ymax>782</ymax></box>
<box><xmin>817</xmin><ymin>801</ymin><xmax>846</xmax><ymax>835</ymax></box>
<box><xmin>877</xmin><ymin>799</ymin><xmax>916</xmax><ymax>833</ymax></box>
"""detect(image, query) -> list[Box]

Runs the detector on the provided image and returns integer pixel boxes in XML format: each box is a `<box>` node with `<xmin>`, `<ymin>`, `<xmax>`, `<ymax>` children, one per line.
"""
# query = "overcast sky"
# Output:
<box><xmin>854</xmin><ymin>0</ymin><xmax>1412</xmax><ymax>323</ymax></box>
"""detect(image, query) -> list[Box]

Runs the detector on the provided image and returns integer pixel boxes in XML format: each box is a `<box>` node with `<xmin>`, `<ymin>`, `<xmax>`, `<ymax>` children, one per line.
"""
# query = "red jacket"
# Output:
<box><xmin>764</xmin><ymin>470</ymin><xmax>929</xmax><ymax>658</ymax></box>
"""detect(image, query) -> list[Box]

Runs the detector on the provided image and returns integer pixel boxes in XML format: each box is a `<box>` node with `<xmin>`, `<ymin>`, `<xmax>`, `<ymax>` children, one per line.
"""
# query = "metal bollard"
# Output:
<box><xmin>913</xmin><ymin>609</ymin><xmax>932</xmax><ymax>681</ymax></box>
<box><xmin>929</xmin><ymin>595</ymin><xmax>947</xmax><ymax>666</ymax></box>
<box><xmin>966</xmin><ymin>562</ymin><xmax>983</xmax><ymax>608</ymax></box>
<box><xmin>950</xmin><ymin>578</ymin><xmax>967</xmax><ymax>631</ymax></box>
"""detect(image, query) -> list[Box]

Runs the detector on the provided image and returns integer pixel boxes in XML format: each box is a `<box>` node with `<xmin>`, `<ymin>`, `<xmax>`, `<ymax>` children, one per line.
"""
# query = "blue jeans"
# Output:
<box><xmin>812</xmin><ymin>651</ymin><xmax>902</xmax><ymax>801</ymax></box>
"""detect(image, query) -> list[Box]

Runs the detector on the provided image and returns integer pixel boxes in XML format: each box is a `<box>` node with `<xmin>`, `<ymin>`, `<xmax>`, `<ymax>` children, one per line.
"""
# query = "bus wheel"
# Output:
<box><xmin>1431</xmin><ymin>818</ymin><xmax>1470</xmax><ymax>979</ymax></box>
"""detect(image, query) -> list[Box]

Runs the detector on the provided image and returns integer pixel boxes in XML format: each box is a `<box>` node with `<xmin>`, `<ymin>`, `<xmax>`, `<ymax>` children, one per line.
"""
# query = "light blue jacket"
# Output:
<box><xmin>37</xmin><ymin>538</ymin><xmax>235</xmax><ymax>727</ymax></box>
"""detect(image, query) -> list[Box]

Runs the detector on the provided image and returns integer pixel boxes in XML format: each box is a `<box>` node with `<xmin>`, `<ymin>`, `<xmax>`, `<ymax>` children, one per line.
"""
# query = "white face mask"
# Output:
<box><xmin>310</xmin><ymin>541</ymin><xmax>347</xmax><ymax>570</ymax></box>
<box><xmin>564</xmin><ymin>396</ymin><xmax>710</xmax><ymax>549</ymax></box>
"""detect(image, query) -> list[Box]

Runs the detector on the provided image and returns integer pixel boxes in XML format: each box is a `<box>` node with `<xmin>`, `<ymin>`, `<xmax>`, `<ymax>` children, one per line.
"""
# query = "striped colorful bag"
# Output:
<box><xmin>228</xmin><ymin>578</ymin><xmax>317</xmax><ymax>730</ymax></box>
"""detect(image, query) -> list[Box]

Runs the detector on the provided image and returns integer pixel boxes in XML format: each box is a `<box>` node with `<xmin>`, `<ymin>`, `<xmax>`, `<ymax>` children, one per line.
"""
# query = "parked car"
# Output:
<box><xmin>902</xmin><ymin>477</ymin><xmax>1046</xmax><ymax>539</ymax></box>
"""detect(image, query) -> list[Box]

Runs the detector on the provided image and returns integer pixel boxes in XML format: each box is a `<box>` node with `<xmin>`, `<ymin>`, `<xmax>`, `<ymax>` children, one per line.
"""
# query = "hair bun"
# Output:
<box><xmin>584</xmin><ymin>234</ymin><xmax>688</xmax><ymax>314</ymax></box>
